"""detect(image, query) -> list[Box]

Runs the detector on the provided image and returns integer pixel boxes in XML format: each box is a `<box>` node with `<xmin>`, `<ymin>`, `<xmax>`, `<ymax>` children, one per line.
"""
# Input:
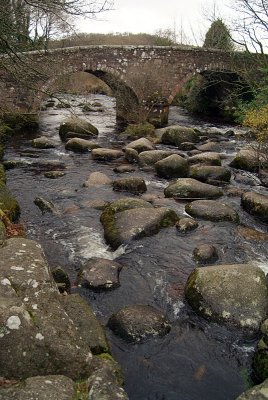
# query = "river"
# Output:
<box><xmin>4</xmin><ymin>93</ymin><xmax>268</xmax><ymax>400</ymax></box>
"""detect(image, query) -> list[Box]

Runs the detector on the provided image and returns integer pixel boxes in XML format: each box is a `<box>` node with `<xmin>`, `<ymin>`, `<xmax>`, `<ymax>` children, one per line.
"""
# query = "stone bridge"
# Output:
<box><xmin>0</xmin><ymin>45</ymin><xmax>258</xmax><ymax>125</ymax></box>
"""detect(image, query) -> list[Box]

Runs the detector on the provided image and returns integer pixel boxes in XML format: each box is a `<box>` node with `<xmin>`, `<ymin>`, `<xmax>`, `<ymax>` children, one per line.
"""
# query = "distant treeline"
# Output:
<box><xmin>48</xmin><ymin>32</ymin><xmax>180</xmax><ymax>49</ymax></box>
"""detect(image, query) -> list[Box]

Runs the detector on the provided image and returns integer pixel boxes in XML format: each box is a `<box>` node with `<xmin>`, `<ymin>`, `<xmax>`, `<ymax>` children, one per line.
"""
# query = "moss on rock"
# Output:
<box><xmin>121</xmin><ymin>122</ymin><xmax>155</xmax><ymax>139</ymax></box>
<box><xmin>0</xmin><ymin>182</ymin><xmax>20</xmax><ymax>221</ymax></box>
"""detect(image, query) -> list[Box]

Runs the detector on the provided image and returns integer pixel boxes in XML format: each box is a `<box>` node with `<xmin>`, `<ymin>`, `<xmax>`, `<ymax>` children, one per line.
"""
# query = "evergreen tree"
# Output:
<box><xmin>203</xmin><ymin>19</ymin><xmax>234</xmax><ymax>51</ymax></box>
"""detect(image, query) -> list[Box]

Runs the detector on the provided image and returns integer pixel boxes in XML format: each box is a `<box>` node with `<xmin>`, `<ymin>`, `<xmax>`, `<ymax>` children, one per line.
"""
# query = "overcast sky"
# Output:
<box><xmin>78</xmin><ymin>0</ymin><xmax>232</xmax><ymax>45</ymax></box>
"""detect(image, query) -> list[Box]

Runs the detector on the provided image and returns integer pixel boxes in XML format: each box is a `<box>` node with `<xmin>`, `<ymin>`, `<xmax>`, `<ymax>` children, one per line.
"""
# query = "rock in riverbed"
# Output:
<box><xmin>100</xmin><ymin>198</ymin><xmax>178</xmax><ymax>249</ymax></box>
<box><xmin>185</xmin><ymin>199</ymin><xmax>239</xmax><ymax>222</ymax></box>
<box><xmin>164</xmin><ymin>178</ymin><xmax>223</xmax><ymax>199</ymax></box>
<box><xmin>185</xmin><ymin>263</ymin><xmax>268</xmax><ymax>336</ymax></box>
<box><xmin>108</xmin><ymin>305</ymin><xmax>171</xmax><ymax>343</ymax></box>
<box><xmin>77</xmin><ymin>258</ymin><xmax>123</xmax><ymax>291</ymax></box>
<box><xmin>241</xmin><ymin>191</ymin><xmax>268</xmax><ymax>222</ymax></box>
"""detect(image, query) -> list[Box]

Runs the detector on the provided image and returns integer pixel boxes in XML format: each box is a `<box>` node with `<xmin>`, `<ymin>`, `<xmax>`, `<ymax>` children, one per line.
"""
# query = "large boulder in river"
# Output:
<box><xmin>241</xmin><ymin>191</ymin><xmax>268</xmax><ymax>222</ymax></box>
<box><xmin>185</xmin><ymin>199</ymin><xmax>239</xmax><ymax>222</ymax></box>
<box><xmin>138</xmin><ymin>150</ymin><xmax>173</xmax><ymax>167</ymax></box>
<box><xmin>235</xmin><ymin>379</ymin><xmax>268</xmax><ymax>400</ymax></box>
<box><xmin>113</xmin><ymin>177</ymin><xmax>147</xmax><ymax>194</ymax></box>
<box><xmin>161</xmin><ymin>125</ymin><xmax>200</xmax><ymax>146</ymax></box>
<box><xmin>190</xmin><ymin>165</ymin><xmax>231</xmax><ymax>183</ymax></box>
<box><xmin>164</xmin><ymin>178</ymin><xmax>223</xmax><ymax>199</ymax></box>
<box><xmin>59</xmin><ymin>118</ymin><xmax>98</xmax><ymax>141</ymax></box>
<box><xmin>125</xmin><ymin>137</ymin><xmax>155</xmax><ymax>153</ymax></box>
<box><xmin>188</xmin><ymin>152</ymin><xmax>222</xmax><ymax>166</ymax></box>
<box><xmin>155</xmin><ymin>154</ymin><xmax>189</xmax><ymax>179</ymax></box>
<box><xmin>92</xmin><ymin>148</ymin><xmax>124</xmax><ymax>161</ymax></box>
<box><xmin>31</xmin><ymin>136</ymin><xmax>56</xmax><ymax>149</ymax></box>
<box><xmin>0</xmin><ymin>238</ymin><xmax>92</xmax><ymax>379</ymax></box>
<box><xmin>108</xmin><ymin>305</ymin><xmax>171</xmax><ymax>343</ymax></box>
<box><xmin>185</xmin><ymin>264</ymin><xmax>268</xmax><ymax>335</ymax></box>
<box><xmin>230</xmin><ymin>147</ymin><xmax>268</xmax><ymax>172</ymax></box>
<box><xmin>65</xmin><ymin>138</ymin><xmax>100</xmax><ymax>153</ymax></box>
<box><xmin>100</xmin><ymin>198</ymin><xmax>178</xmax><ymax>249</ymax></box>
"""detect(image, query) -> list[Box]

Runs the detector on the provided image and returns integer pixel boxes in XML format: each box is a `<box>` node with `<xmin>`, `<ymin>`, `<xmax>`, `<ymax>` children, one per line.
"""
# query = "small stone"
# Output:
<box><xmin>77</xmin><ymin>258</ymin><xmax>123</xmax><ymax>290</ymax></box>
<box><xmin>51</xmin><ymin>266</ymin><xmax>71</xmax><ymax>293</ymax></box>
<box><xmin>176</xmin><ymin>218</ymin><xmax>198</xmax><ymax>233</ymax></box>
<box><xmin>193</xmin><ymin>244</ymin><xmax>218</xmax><ymax>264</ymax></box>
<box><xmin>44</xmin><ymin>171</ymin><xmax>65</xmax><ymax>179</ymax></box>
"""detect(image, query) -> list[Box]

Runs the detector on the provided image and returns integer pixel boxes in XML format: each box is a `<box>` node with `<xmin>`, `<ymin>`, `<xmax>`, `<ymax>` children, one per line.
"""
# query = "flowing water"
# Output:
<box><xmin>4</xmin><ymin>94</ymin><xmax>268</xmax><ymax>400</ymax></box>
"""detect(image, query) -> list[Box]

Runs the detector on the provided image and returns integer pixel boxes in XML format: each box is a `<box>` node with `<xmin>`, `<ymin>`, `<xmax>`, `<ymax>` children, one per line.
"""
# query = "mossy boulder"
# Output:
<box><xmin>100</xmin><ymin>198</ymin><xmax>177</xmax><ymax>249</ymax></box>
<box><xmin>0</xmin><ymin>164</ymin><xmax>6</xmax><ymax>183</ymax></box>
<box><xmin>241</xmin><ymin>191</ymin><xmax>268</xmax><ymax>222</ymax></box>
<box><xmin>190</xmin><ymin>165</ymin><xmax>231</xmax><ymax>183</ymax></box>
<box><xmin>176</xmin><ymin>217</ymin><xmax>198</xmax><ymax>233</ymax></box>
<box><xmin>164</xmin><ymin>178</ymin><xmax>223</xmax><ymax>199</ymax></box>
<box><xmin>185</xmin><ymin>200</ymin><xmax>239</xmax><ymax>222</ymax></box>
<box><xmin>0</xmin><ymin>220</ymin><xmax>6</xmax><ymax>245</ymax></box>
<box><xmin>0</xmin><ymin>182</ymin><xmax>20</xmax><ymax>221</ymax></box>
<box><xmin>188</xmin><ymin>152</ymin><xmax>222</xmax><ymax>166</ymax></box>
<box><xmin>121</xmin><ymin>122</ymin><xmax>155</xmax><ymax>139</ymax></box>
<box><xmin>0</xmin><ymin>144</ymin><xmax>3</xmax><ymax>161</ymax></box>
<box><xmin>92</xmin><ymin>148</ymin><xmax>124</xmax><ymax>161</ymax></box>
<box><xmin>108</xmin><ymin>305</ymin><xmax>171</xmax><ymax>343</ymax></box>
<box><xmin>161</xmin><ymin>125</ymin><xmax>200</xmax><ymax>146</ymax></box>
<box><xmin>230</xmin><ymin>147</ymin><xmax>268</xmax><ymax>172</ymax></box>
<box><xmin>155</xmin><ymin>154</ymin><xmax>189</xmax><ymax>179</ymax></box>
<box><xmin>59</xmin><ymin>118</ymin><xmax>98</xmax><ymax>141</ymax></box>
<box><xmin>185</xmin><ymin>264</ymin><xmax>268</xmax><ymax>335</ymax></box>
<box><xmin>138</xmin><ymin>150</ymin><xmax>173</xmax><ymax>167</ymax></box>
<box><xmin>65</xmin><ymin>138</ymin><xmax>100</xmax><ymax>153</ymax></box>
<box><xmin>125</xmin><ymin>137</ymin><xmax>156</xmax><ymax>153</ymax></box>
<box><xmin>0</xmin><ymin>122</ymin><xmax>13</xmax><ymax>143</ymax></box>
<box><xmin>31</xmin><ymin>136</ymin><xmax>56</xmax><ymax>149</ymax></box>
<box><xmin>2</xmin><ymin>112</ymin><xmax>38</xmax><ymax>132</ymax></box>
<box><xmin>113</xmin><ymin>177</ymin><xmax>147</xmax><ymax>194</ymax></box>
<box><xmin>252</xmin><ymin>320</ymin><xmax>268</xmax><ymax>382</ymax></box>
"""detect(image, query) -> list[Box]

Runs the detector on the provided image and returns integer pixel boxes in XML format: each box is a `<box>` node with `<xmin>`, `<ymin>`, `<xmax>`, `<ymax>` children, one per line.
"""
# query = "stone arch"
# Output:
<box><xmin>176</xmin><ymin>68</ymin><xmax>253</xmax><ymax>120</ymax></box>
<box><xmin>86</xmin><ymin>69</ymin><xmax>139</xmax><ymax>126</ymax></box>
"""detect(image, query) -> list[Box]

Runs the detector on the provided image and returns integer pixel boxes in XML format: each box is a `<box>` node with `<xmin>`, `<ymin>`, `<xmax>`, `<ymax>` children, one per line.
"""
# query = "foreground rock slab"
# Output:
<box><xmin>185</xmin><ymin>264</ymin><xmax>268</xmax><ymax>335</ymax></box>
<box><xmin>185</xmin><ymin>199</ymin><xmax>239</xmax><ymax>222</ymax></box>
<box><xmin>108</xmin><ymin>305</ymin><xmax>171</xmax><ymax>343</ymax></box>
<box><xmin>0</xmin><ymin>238</ymin><xmax>92</xmax><ymax>379</ymax></box>
<box><xmin>0</xmin><ymin>375</ymin><xmax>75</xmax><ymax>400</ymax></box>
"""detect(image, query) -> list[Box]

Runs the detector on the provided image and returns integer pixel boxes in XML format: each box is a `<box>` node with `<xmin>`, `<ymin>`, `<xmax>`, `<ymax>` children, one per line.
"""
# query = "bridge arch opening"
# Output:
<box><xmin>176</xmin><ymin>69</ymin><xmax>253</xmax><ymax>121</ymax></box>
<box><xmin>40</xmin><ymin>70</ymin><xmax>139</xmax><ymax>128</ymax></box>
<box><xmin>86</xmin><ymin>70</ymin><xmax>139</xmax><ymax>127</ymax></box>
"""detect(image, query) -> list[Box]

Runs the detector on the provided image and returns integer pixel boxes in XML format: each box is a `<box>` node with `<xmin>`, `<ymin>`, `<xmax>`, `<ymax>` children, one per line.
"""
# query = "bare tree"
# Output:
<box><xmin>230</xmin><ymin>0</ymin><xmax>268</xmax><ymax>54</ymax></box>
